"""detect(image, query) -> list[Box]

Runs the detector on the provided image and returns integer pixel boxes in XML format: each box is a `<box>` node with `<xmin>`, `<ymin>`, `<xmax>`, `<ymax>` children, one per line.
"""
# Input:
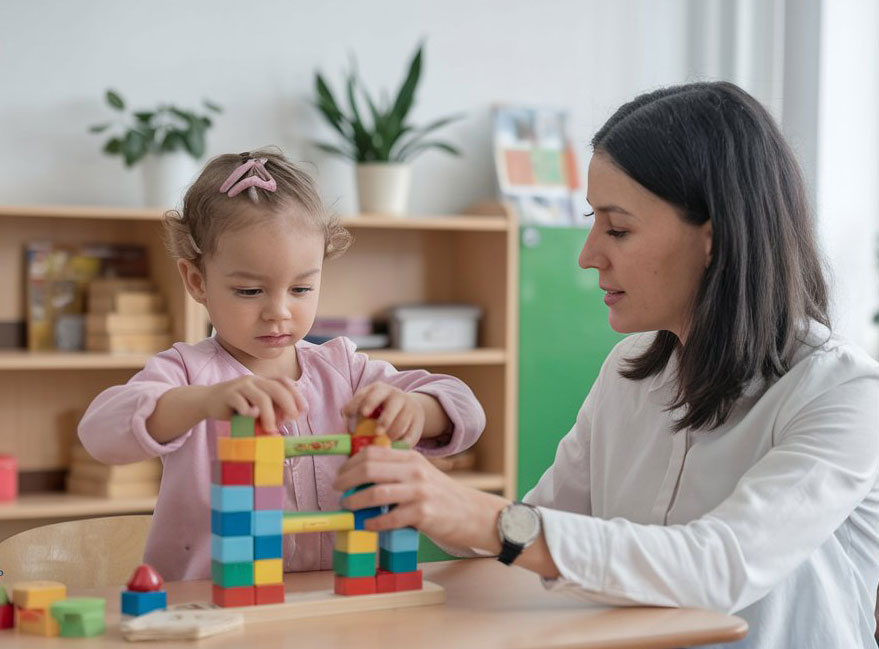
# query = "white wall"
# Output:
<box><xmin>0</xmin><ymin>0</ymin><xmax>688</xmax><ymax>214</ymax></box>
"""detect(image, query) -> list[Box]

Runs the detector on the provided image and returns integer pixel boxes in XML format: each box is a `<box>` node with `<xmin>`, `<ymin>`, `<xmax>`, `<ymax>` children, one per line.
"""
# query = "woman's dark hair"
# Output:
<box><xmin>592</xmin><ymin>81</ymin><xmax>829</xmax><ymax>432</ymax></box>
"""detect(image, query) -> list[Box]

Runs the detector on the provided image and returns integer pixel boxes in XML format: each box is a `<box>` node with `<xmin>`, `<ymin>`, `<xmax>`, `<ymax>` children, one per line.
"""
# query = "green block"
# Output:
<box><xmin>0</xmin><ymin>586</ymin><xmax>7</xmax><ymax>605</ymax></box>
<box><xmin>379</xmin><ymin>548</ymin><xmax>417</xmax><ymax>573</ymax></box>
<box><xmin>211</xmin><ymin>560</ymin><xmax>254</xmax><ymax>588</ymax></box>
<box><xmin>50</xmin><ymin>598</ymin><xmax>106</xmax><ymax>637</ymax></box>
<box><xmin>391</xmin><ymin>441</ymin><xmax>409</xmax><ymax>450</ymax></box>
<box><xmin>284</xmin><ymin>434</ymin><xmax>351</xmax><ymax>457</ymax></box>
<box><xmin>230</xmin><ymin>414</ymin><xmax>255</xmax><ymax>438</ymax></box>
<box><xmin>333</xmin><ymin>549</ymin><xmax>376</xmax><ymax>577</ymax></box>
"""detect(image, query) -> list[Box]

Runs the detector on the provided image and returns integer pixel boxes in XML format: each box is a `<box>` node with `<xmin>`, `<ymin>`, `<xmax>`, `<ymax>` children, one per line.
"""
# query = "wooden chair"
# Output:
<box><xmin>0</xmin><ymin>515</ymin><xmax>152</xmax><ymax>588</ymax></box>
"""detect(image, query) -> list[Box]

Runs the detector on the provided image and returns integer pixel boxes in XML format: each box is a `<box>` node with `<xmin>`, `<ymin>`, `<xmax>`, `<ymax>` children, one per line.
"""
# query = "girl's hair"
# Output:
<box><xmin>164</xmin><ymin>148</ymin><xmax>352</xmax><ymax>267</ymax></box>
<box><xmin>592</xmin><ymin>81</ymin><xmax>830</xmax><ymax>432</ymax></box>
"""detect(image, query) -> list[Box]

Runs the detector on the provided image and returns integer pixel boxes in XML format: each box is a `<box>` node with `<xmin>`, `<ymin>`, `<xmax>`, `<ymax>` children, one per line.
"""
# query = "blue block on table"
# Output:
<box><xmin>121</xmin><ymin>590</ymin><xmax>166</xmax><ymax>617</ymax></box>
<box><xmin>211</xmin><ymin>485</ymin><xmax>254</xmax><ymax>512</ymax></box>
<box><xmin>253</xmin><ymin>535</ymin><xmax>283</xmax><ymax>560</ymax></box>
<box><xmin>211</xmin><ymin>510</ymin><xmax>252</xmax><ymax>536</ymax></box>
<box><xmin>211</xmin><ymin>534</ymin><xmax>254</xmax><ymax>562</ymax></box>
<box><xmin>251</xmin><ymin>510</ymin><xmax>283</xmax><ymax>536</ymax></box>
<box><xmin>379</xmin><ymin>527</ymin><xmax>419</xmax><ymax>553</ymax></box>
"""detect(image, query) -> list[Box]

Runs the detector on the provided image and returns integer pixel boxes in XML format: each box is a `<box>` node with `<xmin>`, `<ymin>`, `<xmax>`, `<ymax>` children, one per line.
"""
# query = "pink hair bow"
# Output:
<box><xmin>219</xmin><ymin>157</ymin><xmax>277</xmax><ymax>197</ymax></box>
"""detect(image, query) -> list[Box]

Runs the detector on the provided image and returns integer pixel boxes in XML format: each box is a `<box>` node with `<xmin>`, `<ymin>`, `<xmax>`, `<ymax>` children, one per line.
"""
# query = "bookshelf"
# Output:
<box><xmin>0</xmin><ymin>203</ymin><xmax>518</xmax><ymax>538</ymax></box>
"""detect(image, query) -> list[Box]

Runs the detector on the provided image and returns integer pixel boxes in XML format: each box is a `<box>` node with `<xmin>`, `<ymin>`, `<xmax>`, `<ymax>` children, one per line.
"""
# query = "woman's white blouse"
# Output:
<box><xmin>524</xmin><ymin>325</ymin><xmax>879</xmax><ymax>649</ymax></box>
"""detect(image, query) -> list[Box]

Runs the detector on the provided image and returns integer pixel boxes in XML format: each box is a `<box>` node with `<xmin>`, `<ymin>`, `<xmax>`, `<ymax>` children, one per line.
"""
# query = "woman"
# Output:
<box><xmin>334</xmin><ymin>82</ymin><xmax>879</xmax><ymax>649</ymax></box>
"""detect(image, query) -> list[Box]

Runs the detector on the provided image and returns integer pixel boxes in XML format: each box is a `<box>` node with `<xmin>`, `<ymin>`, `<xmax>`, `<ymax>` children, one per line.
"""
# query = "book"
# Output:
<box><xmin>89</xmin><ymin>291</ymin><xmax>164</xmax><ymax>314</ymax></box>
<box><xmin>85</xmin><ymin>313</ymin><xmax>170</xmax><ymax>336</ymax></box>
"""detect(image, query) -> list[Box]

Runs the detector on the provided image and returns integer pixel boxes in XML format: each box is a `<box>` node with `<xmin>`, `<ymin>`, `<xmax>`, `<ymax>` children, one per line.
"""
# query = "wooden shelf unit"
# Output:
<box><xmin>0</xmin><ymin>203</ymin><xmax>518</xmax><ymax>537</ymax></box>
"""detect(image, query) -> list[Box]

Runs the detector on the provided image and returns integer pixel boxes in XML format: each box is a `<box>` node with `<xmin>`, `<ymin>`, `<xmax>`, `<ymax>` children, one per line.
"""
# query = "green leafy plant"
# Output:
<box><xmin>89</xmin><ymin>89</ymin><xmax>222</xmax><ymax>167</ymax></box>
<box><xmin>313</xmin><ymin>44</ymin><xmax>462</xmax><ymax>163</ymax></box>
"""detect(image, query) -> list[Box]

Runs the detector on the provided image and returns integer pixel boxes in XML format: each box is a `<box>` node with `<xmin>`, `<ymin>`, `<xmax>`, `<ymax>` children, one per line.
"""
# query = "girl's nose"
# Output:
<box><xmin>263</xmin><ymin>294</ymin><xmax>292</xmax><ymax>320</ymax></box>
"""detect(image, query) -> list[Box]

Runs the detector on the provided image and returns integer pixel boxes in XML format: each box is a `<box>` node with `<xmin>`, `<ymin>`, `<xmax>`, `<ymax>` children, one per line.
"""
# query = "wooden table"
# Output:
<box><xmin>2</xmin><ymin>558</ymin><xmax>747</xmax><ymax>648</ymax></box>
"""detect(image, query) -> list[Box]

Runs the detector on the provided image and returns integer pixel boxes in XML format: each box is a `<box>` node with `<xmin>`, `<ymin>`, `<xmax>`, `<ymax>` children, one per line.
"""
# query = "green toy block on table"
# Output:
<box><xmin>49</xmin><ymin>598</ymin><xmax>106</xmax><ymax>637</ymax></box>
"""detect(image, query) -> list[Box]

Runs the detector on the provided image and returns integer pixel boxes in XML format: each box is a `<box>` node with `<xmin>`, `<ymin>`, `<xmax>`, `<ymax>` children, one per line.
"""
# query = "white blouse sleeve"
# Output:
<box><xmin>529</xmin><ymin>348</ymin><xmax>879</xmax><ymax>613</ymax></box>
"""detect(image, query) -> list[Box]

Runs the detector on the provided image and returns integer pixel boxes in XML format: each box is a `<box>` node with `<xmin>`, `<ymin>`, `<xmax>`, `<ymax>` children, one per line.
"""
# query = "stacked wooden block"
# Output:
<box><xmin>85</xmin><ymin>278</ymin><xmax>172</xmax><ymax>353</ymax></box>
<box><xmin>5</xmin><ymin>581</ymin><xmax>105</xmax><ymax>638</ymax></box>
<box><xmin>66</xmin><ymin>442</ymin><xmax>161</xmax><ymax>499</ymax></box>
<box><xmin>211</xmin><ymin>415</ymin><xmax>286</xmax><ymax>608</ymax></box>
<box><xmin>121</xmin><ymin>564</ymin><xmax>167</xmax><ymax>617</ymax></box>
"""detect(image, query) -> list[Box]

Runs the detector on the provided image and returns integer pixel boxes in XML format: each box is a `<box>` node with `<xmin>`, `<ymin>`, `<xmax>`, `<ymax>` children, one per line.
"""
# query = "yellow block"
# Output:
<box><xmin>253</xmin><ymin>436</ymin><xmax>284</xmax><ymax>463</ymax></box>
<box><xmin>253</xmin><ymin>559</ymin><xmax>283</xmax><ymax>585</ymax></box>
<box><xmin>217</xmin><ymin>437</ymin><xmax>256</xmax><ymax>462</ymax></box>
<box><xmin>373</xmin><ymin>435</ymin><xmax>391</xmax><ymax>448</ymax></box>
<box><xmin>334</xmin><ymin>530</ymin><xmax>378</xmax><ymax>553</ymax></box>
<box><xmin>283</xmin><ymin>512</ymin><xmax>355</xmax><ymax>534</ymax></box>
<box><xmin>16</xmin><ymin>607</ymin><xmax>60</xmax><ymax>637</ymax></box>
<box><xmin>254</xmin><ymin>461</ymin><xmax>284</xmax><ymax>486</ymax></box>
<box><xmin>12</xmin><ymin>581</ymin><xmax>67</xmax><ymax>609</ymax></box>
<box><xmin>353</xmin><ymin>418</ymin><xmax>377</xmax><ymax>437</ymax></box>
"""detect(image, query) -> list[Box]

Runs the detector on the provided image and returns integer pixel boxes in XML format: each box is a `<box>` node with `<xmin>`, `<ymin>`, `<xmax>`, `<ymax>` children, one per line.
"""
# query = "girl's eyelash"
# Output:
<box><xmin>235</xmin><ymin>288</ymin><xmax>261</xmax><ymax>296</ymax></box>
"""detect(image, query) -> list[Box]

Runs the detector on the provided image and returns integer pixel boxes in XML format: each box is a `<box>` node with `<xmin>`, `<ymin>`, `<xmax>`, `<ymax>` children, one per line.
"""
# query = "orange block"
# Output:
<box><xmin>16</xmin><ymin>607</ymin><xmax>60</xmax><ymax>636</ymax></box>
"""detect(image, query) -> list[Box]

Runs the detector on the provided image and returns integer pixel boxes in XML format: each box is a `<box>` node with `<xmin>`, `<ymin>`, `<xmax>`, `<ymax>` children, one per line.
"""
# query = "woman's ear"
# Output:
<box><xmin>703</xmin><ymin>221</ymin><xmax>713</xmax><ymax>268</ymax></box>
<box><xmin>177</xmin><ymin>259</ymin><xmax>208</xmax><ymax>305</ymax></box>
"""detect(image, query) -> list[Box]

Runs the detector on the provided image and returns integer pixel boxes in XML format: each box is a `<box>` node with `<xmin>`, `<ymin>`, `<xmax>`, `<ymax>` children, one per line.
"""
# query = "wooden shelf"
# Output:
<box><xmin>0</xmin><ymin>204</ymin><xmax>167</xmax><ymax>221</ymax></box>
<box><xmin>0</xmin><ymin>350</ymin><xmax>155</xmax><ymax>370</ymax></box>
<box><xmin>0</xmin><ymin>492</ymin><xmax>157</xmax><ymax>520</ymax></box>
<box><xmin>364</xmin><ymin>348</ymin><xmax>506</xmax><ymax>367</ymax></box>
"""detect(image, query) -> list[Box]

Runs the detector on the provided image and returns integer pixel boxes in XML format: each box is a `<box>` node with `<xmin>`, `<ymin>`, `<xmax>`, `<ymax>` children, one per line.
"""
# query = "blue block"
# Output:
<box><xmin>253</xmin><ymin>535</ymin><xmax>283</xmax><ymax>560</ymax></box>
<box><xmin>121</xmin><ymin>590</ymin><xmax>166</xmax><ymax>616</ymax></box>
<box><xmin>353</xmin><ymin>506</ymin><xmax>385</xmax><ymax>530</ymax></box>
<box><xmin>379</xmin><ymin>527</ymin><xmax>419</xmax><ymax>553</ymax></box>
<box><xmin>211</xmin><ymin>534</ymin><xmax>254</xmax><ymax>562</ymax></box>
<box><xmin>341</xmin><ymin>482</ymin><xmax>372</xmax><ymax>501</ymax></box>
<box><xmin>251</xmin><ymin>510</ymin><xmax>283</xmax><ymax>536</ymax></box>
<box><xmin>379</xmin><ymin>548</ymin><xmax>417</xmax><ymax>573</ymax></box>
<box><xmin>211</xmin><ymin>485</ymin><xmax>254</xmax><ymax>512</ymax></box>
<box><xmin>211</xmin><ymin>510</ymin><xmax>252</xmax><ymax>536</ymax></box>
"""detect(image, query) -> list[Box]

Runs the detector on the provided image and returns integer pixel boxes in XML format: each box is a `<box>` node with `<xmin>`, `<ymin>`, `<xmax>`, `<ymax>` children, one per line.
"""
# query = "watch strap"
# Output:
<box><xmin>497</xmin><ymin>538</ymin><xmax>525</xmax><ymax>566</ymax></box>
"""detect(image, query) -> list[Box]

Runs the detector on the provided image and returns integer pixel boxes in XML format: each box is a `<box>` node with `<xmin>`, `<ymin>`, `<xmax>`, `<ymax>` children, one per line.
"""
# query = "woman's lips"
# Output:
<box><xmin>603</xmin><ymin>291</ymin><xmax>625</xmax><ymax>306</ymax></box>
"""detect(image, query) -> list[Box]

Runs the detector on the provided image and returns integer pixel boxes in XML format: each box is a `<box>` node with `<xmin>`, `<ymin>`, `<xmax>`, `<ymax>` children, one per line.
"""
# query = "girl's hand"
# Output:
<box><xmin>205</xmin><ymin>375</ymin><xmax>307</xmax><ymax>433</ymax></box>
<box><xmin>332</xmin><ymin>445</ymin><xmax>508</xmax><ymax>553</ymax></box>
<box><xmin>342</xmin><ymin>383</ymin><xmax>426</xmax><ymax>447</ymax></box>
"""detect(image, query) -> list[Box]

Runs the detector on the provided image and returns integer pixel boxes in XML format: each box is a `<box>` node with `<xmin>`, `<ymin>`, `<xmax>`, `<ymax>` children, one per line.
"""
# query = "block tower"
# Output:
<box><xmin>210</xmin><ymin>412</ymin><xmax>423</xmax><ymax>608</ymax></box>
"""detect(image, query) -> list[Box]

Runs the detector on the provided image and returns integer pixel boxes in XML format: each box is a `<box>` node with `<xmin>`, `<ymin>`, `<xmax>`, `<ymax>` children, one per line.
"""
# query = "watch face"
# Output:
<box><xmin>500</xmin><ymin>504</ymin><xmax>540</xmax><ymax>545</ymax></box>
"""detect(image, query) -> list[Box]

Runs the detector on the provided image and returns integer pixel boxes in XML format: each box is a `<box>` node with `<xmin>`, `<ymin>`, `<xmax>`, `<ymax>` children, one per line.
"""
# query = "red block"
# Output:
<box><xmin>212</xmin><ymin>461</ymin><xmax>253</xmax><ymax>486</ymax></box>
<box><xmin>375</xmin><ymin>569</ymin><xmax>422</xmax><ymax>593</ymax></box>
<box><xmin>334</xmin><ymin>575</ymin><xmax>376</xmax><ymax>596</ymax></box>
<box><xmin>0</xmin><ymin>455</ymin><xmax>18</xmax><ymax>502</ymax></box>
<box><xmin>255</xmin><ymin>584</ymin><xmax>285</xmax><ymax>605</ymax></box>
<box><xmin>0</xmin><ymin>603</ymin><xmax>13</xmax><ymax>629</ymax></box>
<box><xmin>376</xmin><ymin>569</ymin><xmax>396</xmax><ymax>593</ymax></box>
<box><xmin>350</xmin><ymin>436</ymin><xmax>372</xmax><ymax>456</ymax></box>
<box><xmin>212</xmin><ymin>585</ymin><xmax>255</xmax><ymax>608</ymax></box>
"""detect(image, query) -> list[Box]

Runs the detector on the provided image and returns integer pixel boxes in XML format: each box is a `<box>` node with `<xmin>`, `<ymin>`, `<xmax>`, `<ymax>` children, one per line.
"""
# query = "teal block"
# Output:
<box><xmin>379</xmin><ymin>548</ymin><xmax>417</xmax><ymax>573</ymax></box>
<box><xmin>211</xmin><ymin>560</ymin><xmax>254</xmax><ymax>588</ymax></box>
<box><xmin>230</xmin><ymin>414</ymin><xmax>255</xmax><ymax>437</ymax></box>
<box><xmin>253</xmin><ymin>535</ymin><xmax>283</xmax><ymax>560</ymax></box>
<box><xmin>251</xmin><ymin>510</ymin><xmax>283</xmax><ymax>535</ymax></box>
<box><xmin>211</xmin><ymin>534</ymin><xmax>253</xmax><ymax>562</ymax></box>
<box><xmin>333</xmin><ymin>549</ymin><xmax>376</xmax><ymax>577</ymax></box>
<box><xmin>211</xmin><ymin>485</ymin><xmax>254</xmax><ymax>512</ymax></box>
<box><xmin>379</xmin><ymin>527</ymin><xmax>419</xmax><ymax>553</ymax></box>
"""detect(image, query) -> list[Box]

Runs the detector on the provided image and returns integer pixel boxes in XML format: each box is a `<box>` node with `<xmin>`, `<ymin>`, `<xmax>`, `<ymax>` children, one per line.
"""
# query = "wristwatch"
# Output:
<box><xmin>496</xmin><ymin>501</ymin><xmax>542</xmax><ymax>565</ymax></box>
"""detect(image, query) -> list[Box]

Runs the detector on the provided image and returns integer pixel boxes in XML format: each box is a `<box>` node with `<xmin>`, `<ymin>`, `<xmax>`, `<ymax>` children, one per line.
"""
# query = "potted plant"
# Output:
<box><xmin>89</xmin><ymin>90</ymin><xmax>222</xmax><ymax>208</ymax></box>
<box><xmin>313</xmin><ymin>44</ymin><xmax>462</xmax><ymax>215</ymax></box>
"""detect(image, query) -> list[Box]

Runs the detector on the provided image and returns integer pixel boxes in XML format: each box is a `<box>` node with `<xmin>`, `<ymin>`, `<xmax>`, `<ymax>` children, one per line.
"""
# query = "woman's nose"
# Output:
<box><xmin>579</xmin><ymin>229</ymin><xmax>604</xmax><ymax>270</ymax></box>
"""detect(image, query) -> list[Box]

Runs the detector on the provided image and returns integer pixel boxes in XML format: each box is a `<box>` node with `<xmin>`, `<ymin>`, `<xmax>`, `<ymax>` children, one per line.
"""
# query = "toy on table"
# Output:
<box><xmin>0</xmin><ymin>454</ymin><xmax>18</xmax><ymax>501</ymax></box>
<box><xmin>121</xmin><ymin>564</ymin><xmax>167</xmax><ymax>616</ymax></box>
<box><xmin>10</xmin><ymin>580</ymin><xmax>67</xmax><ymax>636</ymax></box>
<box><xmin>0</xmin><ymin>586</ymin><xmax>13</xmax><ymax>629</ymax></box>
<box><xmin>50</xmin><ymin>597</ymin><xmax>106</xmax><ymax>637</ymax></box>
<box><xmin>210</xmin><ymin>409</ymin><xmax>426</xmax><ymax>609</ymax></box>
<box><xmin>120</xmin><ymin>609</ymin><xmax>244</xmax><ymax>641</ymax></box>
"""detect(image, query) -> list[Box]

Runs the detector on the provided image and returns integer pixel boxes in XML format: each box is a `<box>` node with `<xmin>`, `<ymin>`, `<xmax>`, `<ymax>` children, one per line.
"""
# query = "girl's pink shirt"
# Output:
<box><xmin>78</xmin><ymin>336</ymin><xmax>486</xmax><ymax>582</ymax></box>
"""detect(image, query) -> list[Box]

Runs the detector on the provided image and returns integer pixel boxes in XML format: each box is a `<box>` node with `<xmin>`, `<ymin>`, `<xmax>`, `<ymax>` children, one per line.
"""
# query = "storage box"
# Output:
<box><xmin>389</xmin><ymin>305</ymin><xmax>481</xmax><ymax>352</ymax></box>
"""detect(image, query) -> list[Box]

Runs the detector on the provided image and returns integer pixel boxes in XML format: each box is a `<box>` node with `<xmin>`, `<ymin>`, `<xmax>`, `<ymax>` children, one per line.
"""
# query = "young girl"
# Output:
<box><xmin>78</xmin><ymin>149</ymin><xmax>486</xmax><ymax>582</ymax></box>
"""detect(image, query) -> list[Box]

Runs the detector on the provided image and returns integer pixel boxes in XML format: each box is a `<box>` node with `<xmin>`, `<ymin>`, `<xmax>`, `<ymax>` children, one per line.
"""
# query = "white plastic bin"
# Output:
<box><xmin>389</xmin><ymin>304</ymin><xmax>482</xmax><ymax>352</ymax></box>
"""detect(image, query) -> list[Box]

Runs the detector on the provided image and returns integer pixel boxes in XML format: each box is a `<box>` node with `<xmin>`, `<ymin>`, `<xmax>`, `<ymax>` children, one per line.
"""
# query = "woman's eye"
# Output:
<box><xmin>606</xmin><ymin>229</ymin><xmax>627</xmax><ymax>239</ymax></box>
<box><xmin>235</xmin><ymin>288</ymin><xmax>262</xmax><ymax>296</ymax></box>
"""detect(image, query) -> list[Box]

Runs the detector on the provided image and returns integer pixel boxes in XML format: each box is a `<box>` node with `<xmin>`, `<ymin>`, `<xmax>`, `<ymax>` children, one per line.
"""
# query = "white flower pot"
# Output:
<box><xmin>355</xmin><ymin>163</ymin><xmax>412</xmax><ymax>215</ymax></box>
<box><xmin>142</xmin><ymin>151</ymin><xmax>200</xmax><ymax>209</ymax></box>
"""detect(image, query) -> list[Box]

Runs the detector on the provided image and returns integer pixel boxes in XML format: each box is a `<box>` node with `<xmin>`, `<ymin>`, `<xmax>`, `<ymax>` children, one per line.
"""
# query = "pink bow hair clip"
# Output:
<box><xmin>219</xmin><ymin>157</ymin><xmax>277</xmax><ymax>197</ymax></box>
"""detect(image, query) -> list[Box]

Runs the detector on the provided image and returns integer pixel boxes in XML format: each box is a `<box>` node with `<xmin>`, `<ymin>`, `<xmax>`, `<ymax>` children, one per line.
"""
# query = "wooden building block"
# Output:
<box><xmin>254</xmin><ymin>584</ymin><xmax>285</xmax><ymax>605</ymax></box>
<box><xmin>332</xmin><ymin>550</ymin><xmax>376</xmax><ymax>577</ymax></box>
<box><xmin>121</xmin><ymin>590</ymin><xmax>166</xmax><ymax>617</ymax></box>
<box><xmin>379</xmin><ymin>527</ymin><xmax>419</xmax><ymax>553</ymax></box>
<box><xmin>379</xmin><ymin>549</ymin><xmax>417</xmax><ymax>574</ymax></box>
<box><xmin>251</xmin><ymin>510</ymin><xmax>283</xmax><ymax>535</ymax></box>
<box><xmin>253</xmin><ymin>436</ymin><xmax>285</xmax><ymax>462</ymax></box>
<box><xmin>212</xmin><ymin>460</ymin><xmax>254</xmax><ymax>486</ymax></box>
<box><xmin>253</xmin><ymin>486</ymin><xmax>285</xmax><ymax>510</ymax></box>
<box><xmin>89</xmin><ymin>290</ymin><xmax>163</xmax><ymax>314</ymax></box>
<box><xmin>0</xmin><ymin>603</ymin><xmax>13</xmax><ymax>629</ymax></box>
<box><xmin>353</xmin><ymin>418</ymin><xmax>378</xmax><ymax>437</ymax></box>
<box><xmin>85</xmin><ymin>312</ymin><xmax>169</xmax><ymax>335</ymax></box>
<box><xmin>335</xmin><ymin>530</ymin><xmax>378</xmax><ymax>554</ymax></box>
<box><xmin>211</xmin><ymin>510</ymin><xmax>252</xmax><ymax>537</ymax></box>
<box><xmin>211</xmin><ymin>561</ymin><xmax>254</xmax><ymax>589</ymax></box>
<box><xmin>211</xmin><ymin>535</ymin><xmax>254</xmax><ymax>563</ymax></box>
<box><xmin>253</xmin><ymin>461</ymin><xmax>283</xmax><ymax>486</ymax></box>
<box><xmin>282</xmin><ymin>511</ymin><xmax>354</xmax><ymax>534</ymax></box>
<box><xmin>50</xmin><ymin>597</ymin><xmax>106</xmax><ymax>637</ymax></box>
<box><xmin>253</xmin><ymin>559</ymin><xmax>283</xmax><ymax>585</ymax></box>
<box><xmin>210</xmin><ymin>485</ymin><xmax>254</xmax><ymax>512</ymax></box>
<box><xmin>333</xmin><ymin>575</ymin><xmax>376</xmax><ymax>596</ymax></box>
<box><xmin>212</xmin><ymin>585</ymin><xmax>254</xmax><ymax>608</ymax></box>
<box><xmin>230</xmin><ymin>415</ymin><xmax>255</xmax><ymax>438</ymax></box>
<box><xmin>217</xmin><ymin>438</ymin><xmax>256</xmax><ymax>462</ymax></box>
<box><xmin>16</xmin><ymin>607</ymin><xmax>60</xmax><ymax>636</ymax></box>
<box><xmin>350</xmin><ymin>435</ymin><xmax>373</xmax><ymax>456</ymax></box>
<box><xmin>12</xmin><ymin>581</ymin><xmax>66</xmax><ymax>609</ymax></box>
<box><xmin>253</xmin><ymin>535</ymin><xmax>283</xmax><ymax>560</ymax></box>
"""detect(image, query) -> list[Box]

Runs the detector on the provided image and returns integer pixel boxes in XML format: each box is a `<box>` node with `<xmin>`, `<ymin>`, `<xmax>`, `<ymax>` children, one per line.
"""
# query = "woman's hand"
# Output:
<box><xmin>332</xmin><ymin>445</ymin><xmax>509</xmax><ymax>553</ymax></box>
<box><xmin>205</xmin><ymin>375</ymin><xmax>307</xmax><ymax>433</ymax></box>
<box><xmin>342</xmin><ymin>383</ymin><xmax>427</xmax><ymax>448</ymax></box>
